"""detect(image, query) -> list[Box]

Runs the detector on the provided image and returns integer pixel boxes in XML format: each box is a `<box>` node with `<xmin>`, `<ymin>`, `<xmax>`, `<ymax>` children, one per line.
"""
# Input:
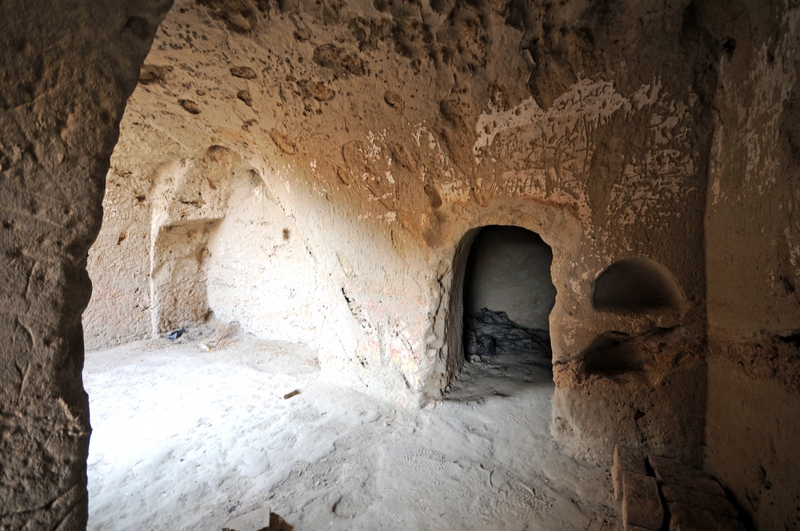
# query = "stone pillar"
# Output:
<box><xmin>0</xmin><ymin>1</ymin><xmax>172</xmax><ymax>527</ymax></box>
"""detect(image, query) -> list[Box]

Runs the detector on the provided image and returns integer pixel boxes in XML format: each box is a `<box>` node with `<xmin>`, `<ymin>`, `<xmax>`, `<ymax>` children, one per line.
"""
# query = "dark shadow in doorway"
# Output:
<box><xmin>449</xmin><ymin>225</ymin><xmax>556</xmax><ymax>402</ymax></box>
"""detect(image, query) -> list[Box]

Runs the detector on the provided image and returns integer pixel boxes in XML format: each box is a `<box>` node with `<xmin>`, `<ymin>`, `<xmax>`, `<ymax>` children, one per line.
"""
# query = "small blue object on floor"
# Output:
<box><xmin>166</xmin><ymin>328</ymin><xmax>184</xmax><ymax>340</ymax></box>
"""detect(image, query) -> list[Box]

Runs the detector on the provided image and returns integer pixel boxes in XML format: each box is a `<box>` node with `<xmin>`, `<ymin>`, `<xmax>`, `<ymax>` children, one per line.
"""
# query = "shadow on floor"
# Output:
<box><xmin>444</xmin><ymin>351</ymin><xmax>554</xmax><ymax>404</ymax></box>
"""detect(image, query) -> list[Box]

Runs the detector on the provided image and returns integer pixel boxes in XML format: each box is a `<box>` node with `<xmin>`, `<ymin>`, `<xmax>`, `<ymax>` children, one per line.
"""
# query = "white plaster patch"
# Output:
<box><xmin>502</xmin><ymin>168</ymin><xmax>549</xmax><ymax>198</ymax></box>
<box><xmin>365</xmin><ymin>130</ymin><xmax>386</xmax><ymax>161</ymax></box>
<box><xmin>741</xmin><ymin>8</ymin><xmax>800</xmax><ymax>194</ymax></box>
<box><xmin>439</xmin><ymin>180</ymin><xmax>470</xmax><ymax>203</ymax></box>
<box><xmin>412</xmin><ymin>124</ymin><xmax>424</xmax><ymax>147</ymax></box>
<box><xmin>710</xmin><ymin>178</ymin><xmax>721</xmax><ymax>206</ymax></box>
<box><xmin>569</xmin><ymin>278</ymin><xmax>583</xmax><ymax>301</ymax></box>
<box><xmin>786</xmin><ymin>228</ymin><xmax>800</xmax><ymax>267</ymax></box>
<box><xmin>609</xmin><ymin>162</ymin><xmax>696</xmax><ymax>228</ymax></box>
<box><xmin>473</xmin><ymin>78</ymin><xmax>634</xmax><ymax>163</ymax></box>
<box><xmin>411</xmin><ymin>123</ymin><xmax>437</xmax><ymax>150</ymax></box>
<box><xmin>632</xmin><ymin>81</ymin><xmax>661</xmax><ymax>110</ymax></box>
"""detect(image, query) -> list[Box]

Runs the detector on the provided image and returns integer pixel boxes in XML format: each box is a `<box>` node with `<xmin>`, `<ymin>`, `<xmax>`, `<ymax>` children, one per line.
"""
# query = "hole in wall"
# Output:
<box><xmin>592</xmin><ymin>257</ymin><xmax>683</xmax><ymax>313</ymax></box>
<box><xmin>581</xmin><ymin>331</ymin><xmax>647</xmax><ymax>376</ymax></box>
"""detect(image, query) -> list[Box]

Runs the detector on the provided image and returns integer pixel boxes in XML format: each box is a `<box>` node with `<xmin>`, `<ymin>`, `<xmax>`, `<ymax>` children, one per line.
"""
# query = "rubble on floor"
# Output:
<box><xmin>464</xmin><ymin>308</ymin><xmax>551</xmax><ymax>365</ymax></box>
<box><xmin>221</xmin><ymin>507</ymin><xmax>292</xmax><ymax>531</ymax></box>
<box><xmin>221</xmin><ymin>507</ymin><xmax>271</xmax><ymax>531</ymax></box>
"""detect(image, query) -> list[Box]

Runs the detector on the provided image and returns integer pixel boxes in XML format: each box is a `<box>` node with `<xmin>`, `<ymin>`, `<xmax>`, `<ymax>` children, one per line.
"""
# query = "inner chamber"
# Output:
<box><xmin>462</xmin><ymin>225</ymin><xmax>556</xmax><ymax>364</ymax></box>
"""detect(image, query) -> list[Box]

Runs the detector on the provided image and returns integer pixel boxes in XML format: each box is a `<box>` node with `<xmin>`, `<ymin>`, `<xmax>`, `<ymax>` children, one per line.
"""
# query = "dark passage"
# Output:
<box><xmin>462</xmin><ymin>226</ymin><xmax>556</xmax><ymax>365</ymax></box>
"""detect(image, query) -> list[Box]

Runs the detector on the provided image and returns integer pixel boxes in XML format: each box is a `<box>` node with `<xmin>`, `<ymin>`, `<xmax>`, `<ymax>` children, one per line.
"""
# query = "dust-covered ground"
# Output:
<box><xmin>84</xmin><ymin>331</ymin><xmax>619</xmax><ymax>530</ymax></box>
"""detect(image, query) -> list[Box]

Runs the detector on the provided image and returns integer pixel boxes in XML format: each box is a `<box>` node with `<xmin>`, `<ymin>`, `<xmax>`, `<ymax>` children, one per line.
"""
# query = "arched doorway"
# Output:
<box><xmin>444</xmin><ymin>225</ymin><xmax>557</xmax><ymax>400</ymax></box>
<box><xmin>462</xmin><ymin>225</ymin><xmax>556</xmax><ymax>366</ymax></box>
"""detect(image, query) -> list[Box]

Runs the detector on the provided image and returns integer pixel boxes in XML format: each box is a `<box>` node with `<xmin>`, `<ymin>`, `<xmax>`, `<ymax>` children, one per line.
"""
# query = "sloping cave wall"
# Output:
<box><xmin>702</xmin><ymin>1</ymin><xmax>800</xmax><ymax>528</ymax></box>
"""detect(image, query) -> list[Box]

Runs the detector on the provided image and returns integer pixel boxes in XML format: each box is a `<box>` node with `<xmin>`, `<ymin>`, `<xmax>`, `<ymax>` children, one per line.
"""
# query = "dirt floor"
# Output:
<box><xmin>84</xmin><ymin>329</ymin><xmax>619</xmax><ymax>530</ymax></box>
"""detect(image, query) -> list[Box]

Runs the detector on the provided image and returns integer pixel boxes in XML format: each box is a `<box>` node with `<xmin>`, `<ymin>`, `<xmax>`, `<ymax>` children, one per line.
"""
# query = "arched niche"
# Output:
<box><xmin>592</xmin><ymin>257</ymin><xmax>683</xmax><ymax>313</ymax></box>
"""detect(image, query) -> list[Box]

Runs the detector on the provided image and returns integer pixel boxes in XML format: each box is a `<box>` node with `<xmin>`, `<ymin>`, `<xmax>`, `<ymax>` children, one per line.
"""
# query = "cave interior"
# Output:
<box><xmin>1</xmin><ymin>0</ymin><xmax>799</xmax><ymax>529</ymax></box>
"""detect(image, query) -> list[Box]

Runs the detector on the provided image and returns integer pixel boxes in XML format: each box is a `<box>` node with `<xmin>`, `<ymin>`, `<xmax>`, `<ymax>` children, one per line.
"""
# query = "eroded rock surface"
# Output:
<box><xmin>1</xmin><ymin>0</ymin><xmax>799</xmax><ymax>528</ymax></box>
<box><xmin>87</xmin><ymin>0</ymin><xmax>718</xmax><ymax>436</ymax></box>
<box><xmin>0</xmin><ymin>0</ymin><xmax>173</xmax><ymax>528</ymax></box>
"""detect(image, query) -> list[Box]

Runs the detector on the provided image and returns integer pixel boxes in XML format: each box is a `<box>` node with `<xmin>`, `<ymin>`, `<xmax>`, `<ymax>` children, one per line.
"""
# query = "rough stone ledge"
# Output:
<box><xmin>661</xmin><ymin>484</ymin><xmax>738</xmax><ymax>519</ymax></box>
<box><xmin>613</xmin><ymin>444</ymin><xmax>646</xmax><ymax>502</ymax></box>
<box><xmin>612</xmin><ymin>446</ymin><xmax>750</xmax><ymax>531</ymax></box>
<box><xmin>668</xmin><ymin>502</ymin><xmax>746</xmax><ymax>531</ymax></box>
<box><xmin>708</xmin><ymin>335</ymin><xmax>800</xmax><ymax>395</ymax></box>
<box><xmin>621</xmin><ymin>472</ymin><xmax>663</xmax><ymax>530</ymax></box>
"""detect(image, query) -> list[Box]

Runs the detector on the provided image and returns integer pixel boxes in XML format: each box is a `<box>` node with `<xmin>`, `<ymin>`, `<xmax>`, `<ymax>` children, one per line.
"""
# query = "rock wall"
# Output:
<box><xmin>84</xmin><ymin>140</ymin><xmax>318</xmax><ymax>348</ymax></box>
<box><xmin>84</xmin><ymin>0</ymin><xmax>720</xmax><ymax>461</ymax></box>
<box><xmin>0</xmin><ymin>0</ymin><xmax>172</xmax><ymax>528</ymax></box>
<box><xmin>702</xmin><ymin>0</ymin><xmax>800</xmax><ymax>528</ymax></box>
<box><xmin>3</xmin><ymin>0</ymin><xmax>799</xmax><ymax>527</ymax></box>
<box><xmin>205</xmin><ymin>169</ymin><xmax>319</xmax><ymax>343</ymax></box>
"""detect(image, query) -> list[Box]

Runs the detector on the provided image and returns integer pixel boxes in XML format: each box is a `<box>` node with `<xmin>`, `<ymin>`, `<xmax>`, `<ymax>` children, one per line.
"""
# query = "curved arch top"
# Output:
<box><xmin>592</xmin><ymin>257</ymin><xmax>684</xmax><ymax>313</ymax></box>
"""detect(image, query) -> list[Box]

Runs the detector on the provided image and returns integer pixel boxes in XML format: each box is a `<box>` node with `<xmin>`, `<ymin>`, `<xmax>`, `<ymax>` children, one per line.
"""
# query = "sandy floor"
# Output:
<box><xmin>84</xmin><ymin>332</ymin><xmax>619</xmax><ymax>530</ymax></box>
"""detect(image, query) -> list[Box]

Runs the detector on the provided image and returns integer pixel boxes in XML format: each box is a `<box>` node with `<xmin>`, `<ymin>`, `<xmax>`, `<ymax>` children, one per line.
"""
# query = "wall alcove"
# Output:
<box><xmin>592</xmin><ymin>257</ymin><xmax>684</xmax><ymax>313</ymax></box>
<box><xmin>584</xmin><ymin>258</ymin><xmax>685</xmax><ymax>379</ymax></box>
